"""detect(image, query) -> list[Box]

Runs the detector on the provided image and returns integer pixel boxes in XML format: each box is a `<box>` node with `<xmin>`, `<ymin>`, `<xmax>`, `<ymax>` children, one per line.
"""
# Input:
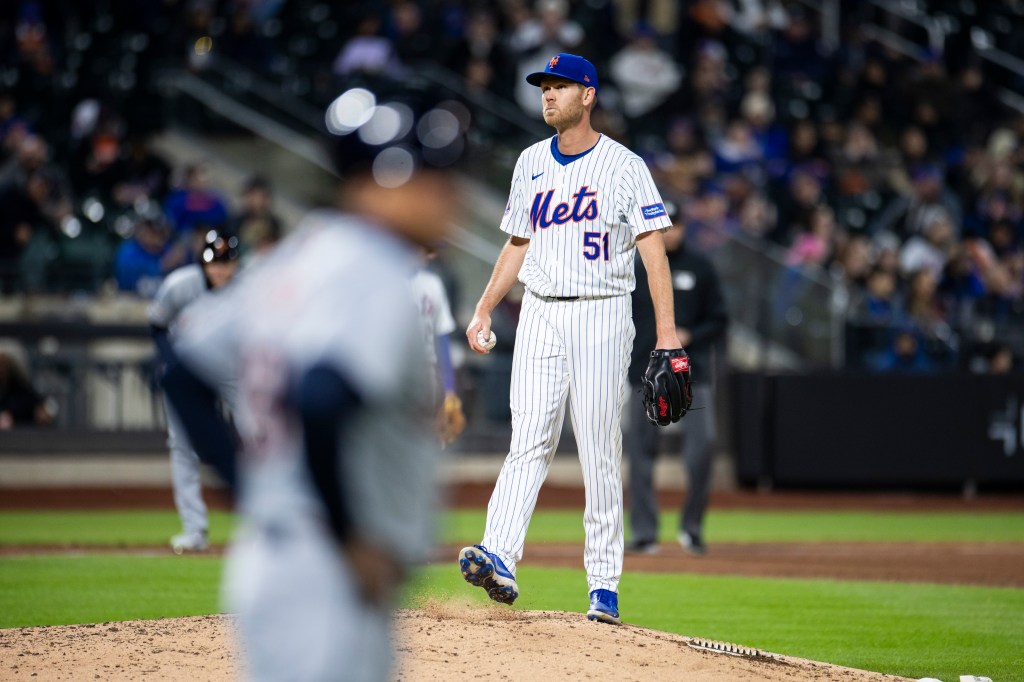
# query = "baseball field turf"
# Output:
<box><xmin>2</xmin><ymin>508</ymin><xmax>1023</xmax><ymax>681</ymax></box>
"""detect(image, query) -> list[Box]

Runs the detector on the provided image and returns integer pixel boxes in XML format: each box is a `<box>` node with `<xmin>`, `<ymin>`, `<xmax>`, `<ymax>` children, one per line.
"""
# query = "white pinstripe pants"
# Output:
<box><xmin>482</xmin><ymin>290</ymin><xmax>634</xmax><ymax>593</ymax></box>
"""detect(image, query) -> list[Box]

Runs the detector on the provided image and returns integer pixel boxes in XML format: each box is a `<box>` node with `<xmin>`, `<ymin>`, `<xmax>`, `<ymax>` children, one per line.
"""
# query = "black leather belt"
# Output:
<box><xmin>553</xmin><ymin>296</ymin><xmax>579</xmax><ymax>301</ymax></box>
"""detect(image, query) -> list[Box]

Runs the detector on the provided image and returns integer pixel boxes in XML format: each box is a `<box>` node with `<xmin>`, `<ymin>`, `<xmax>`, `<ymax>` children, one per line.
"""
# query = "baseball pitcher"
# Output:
<box><xmin>459</xmin><ymin>53</ymin><xmax>692</xmax><ymax>625</ymax></box>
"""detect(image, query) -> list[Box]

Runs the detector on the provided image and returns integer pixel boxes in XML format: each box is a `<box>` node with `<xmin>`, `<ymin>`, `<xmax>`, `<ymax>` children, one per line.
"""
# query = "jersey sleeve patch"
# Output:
<box><xmin>641</xmin><ymin>203</ymin><xmax>667</xmax><ymax>220</ymax></box>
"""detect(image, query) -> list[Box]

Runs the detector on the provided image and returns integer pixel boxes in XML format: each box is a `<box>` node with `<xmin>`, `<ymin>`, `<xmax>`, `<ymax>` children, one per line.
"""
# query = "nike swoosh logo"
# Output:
<box><xmin>531</xmin><ymin>172</ymin><xmax>544</xmax><ymax>180</ymax></box>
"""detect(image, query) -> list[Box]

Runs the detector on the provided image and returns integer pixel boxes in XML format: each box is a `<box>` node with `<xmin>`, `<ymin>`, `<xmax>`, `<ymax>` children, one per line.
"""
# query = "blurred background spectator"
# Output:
<box><xmin>163</xmin><ymin>163</ymin><xmax>229</xmax><ymax>241</ymax></box>
<box><xmin>0</xmin><ymin>348</ymin><xmax>54</xmax><ymax>429</ymax></box>
<box><xmin>226</xmin><ymin>175</ymin><xmax>282</xmax><ymax>259</ymax></box>
<box><xmin>511</xmin><ymin>0</ymin><xmax>585</xmax><ymax>117</ymax></box>
<box><xmin>0</xmin><ymin>169</ymin><xmax>54</xmax><ymax>292</ymax></box>
<box><xmin>112</xmin><ymin>135</ymin><xmax>172</xmax><ymax>210</ymax></box>
<box><xmin>610</xmin><ymin>21</ymin><xmax>682</xmax><ymax>136</ymax></box>
<box><xmin>332</xmin><ymin>11</ymin><xmax>403</xmax><ymax>79</ymax></box>
<box><xmin>0</xmin><ymin>0</ymin><xmax>1020</xmax><ymax>383</ymax></box>
<box><xmin>114</xmin><ymin>212</ymin><xmax>185</xmax><ymax>298</ymax></box>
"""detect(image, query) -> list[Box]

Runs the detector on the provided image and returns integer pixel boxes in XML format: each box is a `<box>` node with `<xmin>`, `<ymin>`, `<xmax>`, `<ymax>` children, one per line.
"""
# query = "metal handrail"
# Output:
<box><xmin>203</xmin><ymin>53</ymin><xmax>549</xmax><ymax>144</ymax></box>
<box><xmin>162</xmin><ymin>68</ymin><xmax>506</xmax><ymax>269</ymax></box>
<box><xmin>415</xmin><ymin>63</ymin><xmax>551</xmax><ymax>141</ymax></box>
<box><xmin>203</xmin><ymin>54</ymin><xmax>327</xmax><ymax>132</ymax></box>
<box><xmin>977</xmin><ymin>45</ymin><xmax>1024</xmax><ymax>79</ymax></box>
<box><xmin>974</xmin><ymin>41</ymin><xmax>1024</xmax><ymax>114</ymax></box>
<box><xmin>448</xmin><ymin>223</ymin><xmax>502</xmax><ymax>263</ymax></box>
<box><xmin>727</xmin><ymin>230</ymin><xmax>836</xmax><ymax>289</ymax></box>
<box><xmin>867</xmin><ymin>0</ymin><xmax>932</xmax><ymax>27</ymax></box>
<box><xmin>164</xmin><ymin>69</ymin><xmax>337</xmax><ymax>174</ymax></box>
<box><xmin>860</xmin><ymin>24</ymin><xmax>928</xmax><ymax>60</ymax></box>
<box><xmin>867</xmin><ymin>0</ymin><xmax>947</xmax><ymax>50</ymax></box>
<box><xmin>788</xmin><ymin>0</ymin><xmax>840</xmax><ymax>51</ymax></box>
<box><xmin>859</xmin><ymin>9</ymin><xmax>1024</xmax><ymax>113</ymax></box>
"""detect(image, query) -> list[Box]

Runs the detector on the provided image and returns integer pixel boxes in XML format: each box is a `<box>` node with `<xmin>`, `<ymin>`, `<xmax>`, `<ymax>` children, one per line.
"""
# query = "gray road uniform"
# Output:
<box><xmin>411</xmin><ymin>267</ymin><xmax>457</xmax><ymax>403</ymax></box>
<box><xmin>149</xmin><ymin>265</ymin><xmax>218</xmax><ymax>542</ymax></box>
<box><xmin>171</xmin><ymin>211</ymin><xmax>440</xmax><ymax>682</ymax></box>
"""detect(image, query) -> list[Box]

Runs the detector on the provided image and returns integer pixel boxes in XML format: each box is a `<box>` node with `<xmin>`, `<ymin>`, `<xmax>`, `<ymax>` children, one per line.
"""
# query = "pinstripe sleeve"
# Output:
<box><xmin>499</xmin><ymin>152</ymin><xmax>532</xmax><ymax>239</ymax></box>
<box><xmin>620</xmin><ymin>158</ymin><xmax>672</xmax><ymax>237</ymax></box>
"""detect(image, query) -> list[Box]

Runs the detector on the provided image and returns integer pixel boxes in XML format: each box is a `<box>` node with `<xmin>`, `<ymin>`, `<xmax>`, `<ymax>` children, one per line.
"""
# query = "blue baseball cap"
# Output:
<box><xmin>526</xmin><ymin>53</ymin><xmax>598</xmax><ymax>92</ymax></box>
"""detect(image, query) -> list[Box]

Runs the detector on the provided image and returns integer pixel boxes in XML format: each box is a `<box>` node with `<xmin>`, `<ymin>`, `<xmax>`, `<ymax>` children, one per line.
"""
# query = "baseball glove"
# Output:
<box><xmin>641</xmin><ymin>348</ymin><xmax>693</xmax><ymax>426</ymax></box>
<box><xmin>437</xmin><ymin>392</ymin><xmax>466</xmax><ymax>445</ymax></box>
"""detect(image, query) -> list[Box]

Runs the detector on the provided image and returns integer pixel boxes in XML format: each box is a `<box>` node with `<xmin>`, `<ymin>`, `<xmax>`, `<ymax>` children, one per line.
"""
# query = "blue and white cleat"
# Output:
<box><xmin>458</xmin><ymin>545</ymin><xmax>519</xmax><ymax>605</ymax></box>
<box><xmin>586</xmin><ymin>589</ymin><xmax>620</xmax><ymax>625</ymax></box>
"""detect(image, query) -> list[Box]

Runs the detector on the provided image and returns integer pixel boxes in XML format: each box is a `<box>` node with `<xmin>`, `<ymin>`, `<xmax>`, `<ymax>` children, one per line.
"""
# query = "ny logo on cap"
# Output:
<box><xmin>548</xmin><ymin>55</ymin><xmax>560</xmax><ymax>69</ymax></box>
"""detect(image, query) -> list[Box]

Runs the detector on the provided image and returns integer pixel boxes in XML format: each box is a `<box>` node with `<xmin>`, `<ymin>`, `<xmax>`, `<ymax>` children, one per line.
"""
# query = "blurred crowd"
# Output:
<box><xmin>320</xmin><ymin>0</ymin><xmax>1024</xmax><ymax>374</ymax></box>
<box><xmin>2</xmin><ymin>0</ymin><xmax>1024</xmax><ymax>375</ymax></box>
<box><xmin>0</xmin><ymin>1</ymin><xmax>283</xmax><ymax>298</ymax></box>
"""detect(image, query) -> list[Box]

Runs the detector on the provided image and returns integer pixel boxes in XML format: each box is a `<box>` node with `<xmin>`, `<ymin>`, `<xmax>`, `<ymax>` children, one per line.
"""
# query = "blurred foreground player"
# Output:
<box><xmin>149</xmin><ymin>228</ymin><xmax>240</xmax><ymax>553</ymax></box>
<box><xmin>162</xmin><ymin>87</ymin><xmax>466</xmax><ymax>681</ymax></box>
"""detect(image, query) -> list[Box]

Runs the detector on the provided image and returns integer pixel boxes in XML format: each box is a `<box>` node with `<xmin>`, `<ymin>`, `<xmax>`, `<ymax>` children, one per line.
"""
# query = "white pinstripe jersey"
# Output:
<box><xmin>500</xmin><ymin>134</ymin><xmax>672</xmax><ymax>297</ymax></box>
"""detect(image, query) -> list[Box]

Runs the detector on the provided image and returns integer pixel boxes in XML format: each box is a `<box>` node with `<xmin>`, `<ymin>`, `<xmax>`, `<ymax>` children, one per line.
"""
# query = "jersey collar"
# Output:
<box><xmin>549</xmin><ymin>134</ymin><xmax>602</xmax><ymax>166</ymax></box>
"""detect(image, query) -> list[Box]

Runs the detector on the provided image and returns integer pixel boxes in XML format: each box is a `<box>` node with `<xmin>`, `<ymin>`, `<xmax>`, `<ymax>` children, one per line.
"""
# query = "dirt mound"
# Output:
<box><xmin>395</xmin><ymin>601</ymin><xmax>909</xmax><ymax>681</ymax></box>
<box><xmin>0</xmin><ymin>615</ymin><xmax>239</xmax><ymax>680</ymax></box>
<box><xmin>1</xmin><ymin>607</ymin><xmax>910</xmax><ymax>681</ymax></box>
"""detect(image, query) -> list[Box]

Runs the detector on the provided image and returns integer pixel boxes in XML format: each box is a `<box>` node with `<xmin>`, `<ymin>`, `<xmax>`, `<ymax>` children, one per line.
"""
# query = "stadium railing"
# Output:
<box><xmin>0</xmin><ymin>319</ymin><xmax>167</xmax><ymax>453</ymax></box>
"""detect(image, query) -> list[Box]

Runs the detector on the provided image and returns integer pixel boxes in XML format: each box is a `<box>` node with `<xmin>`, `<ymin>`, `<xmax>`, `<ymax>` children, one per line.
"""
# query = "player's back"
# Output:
<box><xmin>147</xmin><ymin>264</ymin><xmax>207</xmax><ymax>330</ymax></box>
<box><xmin>177</xmin><ymin>210</ymin><xmax>439</xmax><ymax>563</ymax></box>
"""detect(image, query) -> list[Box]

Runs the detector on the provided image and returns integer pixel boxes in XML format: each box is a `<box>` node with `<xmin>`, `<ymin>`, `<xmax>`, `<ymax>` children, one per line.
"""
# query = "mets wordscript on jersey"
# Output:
<box><xmin>530</xmin><ymin>185</ymin><xmax>599</xmax><ymax>231</ymax></box>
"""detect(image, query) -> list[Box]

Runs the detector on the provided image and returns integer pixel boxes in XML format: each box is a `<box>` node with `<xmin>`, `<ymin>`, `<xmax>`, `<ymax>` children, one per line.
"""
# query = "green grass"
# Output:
<box><xmin>442</xmin><ymin>509</ymin><xmax>1024</xmax><ymax>544</ymax></box>
<box><xmin>3</xmin><ymin>509</ymin><xmax>1023</xmax><ymax>547</ymax></box>
<box><xmin>408</xmin><ymin>564</ymin><xmax>1024</xmax><ymax>682</ymax></box>
<box><xmin>0</xmin><ymin>555</ymin><xmax>222</xmax><ymax>628</ymax></box>
<box><xmin>2</xmin><ymin>555</ymin><xmax>1021</xmax><ymax>681</ymax></box>
<box><xmin>2</xmin><ymin>505</ymin><xmax>1021</xmax><ymax>679</ymax></box>
<box><xmin>698</xmin><ymin>510</ymin><xmax>1024</xmax><ymax>543</ymax></box>
<box><xmin>0</xmin><ymin>511</ymin><xmax>236</xmax><ymax>546</ymax></box>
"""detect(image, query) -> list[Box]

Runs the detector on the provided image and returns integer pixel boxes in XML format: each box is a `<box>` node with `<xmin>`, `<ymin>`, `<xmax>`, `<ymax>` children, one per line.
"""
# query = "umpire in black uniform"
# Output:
<box><xmin>626</xmin><ymin>202</ymin><xmax>728</xmax><ymax>555</ymax></box>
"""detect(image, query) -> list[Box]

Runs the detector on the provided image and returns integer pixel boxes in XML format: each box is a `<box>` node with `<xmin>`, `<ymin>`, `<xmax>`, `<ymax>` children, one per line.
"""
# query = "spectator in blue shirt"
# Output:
<box><xmin>163</xmin><ymin>163</ymin><xmax>229</xmax><ymax>237</ymax></box>
<box><xmin>869</xmin><ymin>326</ymin><xmax>934</xmax><ymax>374</ymax></box>
<box><xmin>114</xmin><ymin>214</ymin><xmax>186</xmax><ymax>297</ymax></box>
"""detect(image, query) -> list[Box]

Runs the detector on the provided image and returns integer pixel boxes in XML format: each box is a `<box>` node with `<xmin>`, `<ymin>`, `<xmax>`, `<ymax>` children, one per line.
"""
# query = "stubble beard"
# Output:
<box><xmin>543</xmin><ymin>97</ymin><xmax>585</xmax><ymax>131</ymax></box>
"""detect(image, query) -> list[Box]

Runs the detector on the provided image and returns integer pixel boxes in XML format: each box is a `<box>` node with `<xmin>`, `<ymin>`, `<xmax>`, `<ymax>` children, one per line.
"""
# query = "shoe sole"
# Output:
<box><xmin>587</xmin><ymin>609</ymin><xmax>621</xmax><ymax>625</ymax></box>
<box><xmin>458</xmin><ymin>546</ymin><xmax>518</xmax><ymax>605</ymax></box>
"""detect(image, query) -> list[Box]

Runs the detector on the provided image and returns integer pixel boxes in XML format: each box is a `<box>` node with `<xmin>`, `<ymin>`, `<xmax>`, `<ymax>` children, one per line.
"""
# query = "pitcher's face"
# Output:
<box><xmin>540</xmin><ymin>78</ymin><xmax>587</xmax><ymax>129</ymax></box>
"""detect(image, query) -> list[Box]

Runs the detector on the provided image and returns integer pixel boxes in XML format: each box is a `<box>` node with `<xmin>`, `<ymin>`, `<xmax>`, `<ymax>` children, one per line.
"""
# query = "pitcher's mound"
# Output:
<box><xmin>0</xmin><ymin>608</ymin><xmax>910</xmax><ymax>681</ymax></box>
<box><xmin>397</xmin><ymin>601</ymin><xmax>910</xmax><ymax>681</ymax></box>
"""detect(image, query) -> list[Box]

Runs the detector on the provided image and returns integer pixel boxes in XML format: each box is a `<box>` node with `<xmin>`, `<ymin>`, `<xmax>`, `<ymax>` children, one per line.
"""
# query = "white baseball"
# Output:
<box><xmin>477</xmin><ymin>329</ymin><xmax>497</xmax><ymax>351</ymax></box>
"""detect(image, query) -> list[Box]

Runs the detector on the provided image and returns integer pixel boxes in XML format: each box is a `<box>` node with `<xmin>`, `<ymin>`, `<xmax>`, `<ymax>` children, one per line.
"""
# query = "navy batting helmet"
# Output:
<box><xmin>201</xmin><ymin>229</ymin><xmax>239</xmax><ymax>264</ymax></box>
<box><xmin>325</xmin><ymin>84</ymin><xmax>470</xmax><ymax>187</ymax></box>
